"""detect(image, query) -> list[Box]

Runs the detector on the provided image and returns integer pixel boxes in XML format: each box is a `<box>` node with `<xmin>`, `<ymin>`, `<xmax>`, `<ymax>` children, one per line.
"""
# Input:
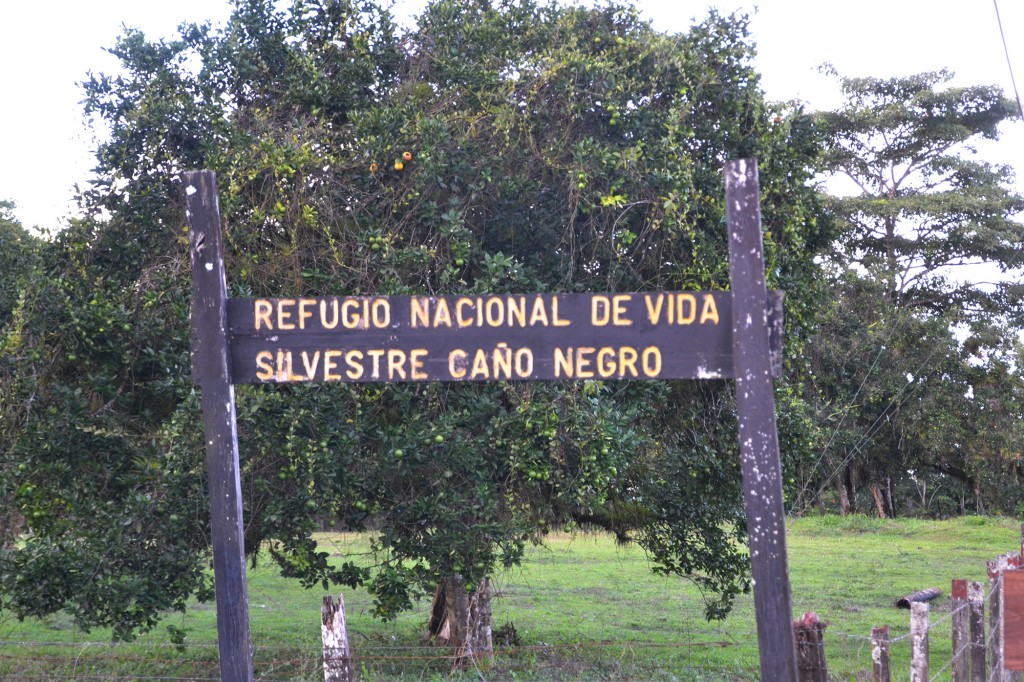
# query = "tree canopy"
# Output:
<box><xmin>796</xmin><ymin>69</ymin><xmax>1024</xmax><ymax>518</ymax></box>
<box><xmin>0</xmin><ymin>0</ymin><xmax>829</xmax><ymax>640</ymax></box>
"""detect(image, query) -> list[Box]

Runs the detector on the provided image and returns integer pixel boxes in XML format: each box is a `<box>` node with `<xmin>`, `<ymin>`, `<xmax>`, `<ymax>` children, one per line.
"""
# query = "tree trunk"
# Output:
<box><xmin>837</xmin><ymin>480</ymin><xmax>851</xmax><ymax>516</ymax></box>
<box><xmin>870</xmin><ymin>483</ymin><xmax>887</xmax><ymax>519</ymax></box>
<box><xmin>428</xmin><ymin>575</ymin><xmax>493</xmax><ymax>668</ymax></box>
<box><xmin>974</xmin><ymin>486</ymin><xmax>986</xmax><ymax>515</ymax></box>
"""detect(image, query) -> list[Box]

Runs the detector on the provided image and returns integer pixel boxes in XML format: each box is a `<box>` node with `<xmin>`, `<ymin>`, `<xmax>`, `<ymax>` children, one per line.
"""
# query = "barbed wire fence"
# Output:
<box><xmin>2</xmin><ymin>545</ymin><xmax>1021</xmax><ymax>681</ymax></box>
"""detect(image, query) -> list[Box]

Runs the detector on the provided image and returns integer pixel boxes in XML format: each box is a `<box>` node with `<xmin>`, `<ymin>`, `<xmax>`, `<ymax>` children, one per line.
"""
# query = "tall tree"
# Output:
<box><xmin>0</xmin><ymin>0</ymin><xmax>829</xmax><ymax>648</ymax></box>
<box><xmin>798</xmin><ymin>70</ymin><xmax>1024</xmax><ymax>516</ymax></box>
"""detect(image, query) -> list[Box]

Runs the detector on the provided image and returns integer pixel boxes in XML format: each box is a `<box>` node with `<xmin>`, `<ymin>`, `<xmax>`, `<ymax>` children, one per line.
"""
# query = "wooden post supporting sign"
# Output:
<box><xmin>725</xmin><ymin>159</ymin><xmax>798</xmax><ymax>681</ymax></box>
<box><xmin>185</xmin><ymin>159</ymin><xmax>797</xmax><ymax>680</ymax></box>
<box><xmin>185</xmin><ymin>171</ymin><xmax>254</xmax><ymax>681</ymax></box>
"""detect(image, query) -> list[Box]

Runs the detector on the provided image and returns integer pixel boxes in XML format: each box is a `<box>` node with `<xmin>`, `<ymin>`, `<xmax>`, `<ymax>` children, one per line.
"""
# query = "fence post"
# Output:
<box><xmin>793</xmin><ymin>613</ymin><xmax>828</xmax><ymax>682</ymax></box>
<box><xmin>871</xmin><ymin>625</ymin><xmax>891</xmax><ymax>682</ymax></box>
<box><xmin>1005</xmin><ymin>570</ymin><xmax>1024</xmax><ymax>682</ymax></box>
<box><xmin>322</xmin><ymin>594</ymin><xmax>354</xmax><ymax>682</ymax></box>
<box><xmin>910</xmin><ymin>601</ymin><xmax>929</xmax><ymax>682</ymax></box>
<box><xmin>968</xmin><ymin>581</ymin><xmax>986</xmax><ymax>682</ymax></box>
<box><xmin>991</xmin><ymin>559</ymin><xmax>1004</xmax><ymax>680</ymax></box>
<box><xmin>953</xmin><ymin>579</ymin><xmax>969</xmax><ymax>682</ymax></box>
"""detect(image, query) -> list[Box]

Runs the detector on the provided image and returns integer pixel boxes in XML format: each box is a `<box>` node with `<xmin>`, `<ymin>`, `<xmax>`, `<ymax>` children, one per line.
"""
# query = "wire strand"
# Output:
<box><xmin>993</xmin><ymin>0</ymin><xmax>1024</xmax><ymax>120</ymax></box>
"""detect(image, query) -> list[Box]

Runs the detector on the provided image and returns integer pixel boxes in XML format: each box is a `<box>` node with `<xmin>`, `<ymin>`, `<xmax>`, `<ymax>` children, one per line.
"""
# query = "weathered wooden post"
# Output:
<box><xmin>910</xmin><ymin>601</ymin><xmax>930</xmax><ymax>682</ymax></box>
<box><xmin>991</xmin><ymin>558</ymin><xmax>1005</xmax><ymax>679</ymax></box>
<box><xmin>793</xmin><ymin>613</ymin><xmax>828</xmax><ymax>682</ymax></box>
<box><xmin>725</xmin><ymin>158</ymin><xmax>798</xmax><ymax>681</ymax></box>
<box><xmin>185</xmin><ymin>170</ymin><xmax>254</xmax><ymax>682</ymax></box>
<box><xmin>1004</xmin><ymin>570</ymin><xmax>1024</xmax><ymax>680</ymax></box>
<box><xmin>968</xmin><ymin>581</ymin><xmax>986</xmax><ymax>682</ymax></box>
<box><xmin>871</xmin><ymin>625</ymin><xmax>891</xmax><ymax>682</ymax></box>
<box><xmin>322</xmin><ymin>594</ymin><xmax>354</xmax><ymax>682</ymax></box>
<box><xmin>952</xmin><ymin>579</ymin><xmax>969</xmax><ymax>682</ymax></box>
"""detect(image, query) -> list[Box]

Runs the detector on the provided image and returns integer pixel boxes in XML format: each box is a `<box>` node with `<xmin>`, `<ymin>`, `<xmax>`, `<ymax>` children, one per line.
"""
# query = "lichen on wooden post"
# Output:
<box><xmin>968</xmin><ymin>581</ymin><xmax>986</xmax><ymax>682</ymax></box>
<box><xmin>322</xmin><ymin>594</ymin><xmax>353</xmax><ymax>682</ymax></box>
<box><xmin>871</xmin><ymin>625</ymin><xmax>891</xmax><ymax>682</ymax></box>
<box><xmin>910</xmin><ymin>602</ymin><xmax>930</xmax><ymax>682</ymax></box>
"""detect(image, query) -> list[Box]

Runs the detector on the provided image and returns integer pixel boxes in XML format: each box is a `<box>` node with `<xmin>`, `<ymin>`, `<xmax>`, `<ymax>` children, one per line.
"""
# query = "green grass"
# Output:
<box><xmin>1</xmin><ymin>515</ymin><xmax>1019</xmax><ymax>680</ymax></box>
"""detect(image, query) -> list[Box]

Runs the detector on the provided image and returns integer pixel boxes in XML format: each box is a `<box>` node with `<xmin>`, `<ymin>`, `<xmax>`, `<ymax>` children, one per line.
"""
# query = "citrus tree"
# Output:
<box><xmin>0</xmin><ymin>0</ymin><xmax>829</xmax><ymax>649</ymax></box>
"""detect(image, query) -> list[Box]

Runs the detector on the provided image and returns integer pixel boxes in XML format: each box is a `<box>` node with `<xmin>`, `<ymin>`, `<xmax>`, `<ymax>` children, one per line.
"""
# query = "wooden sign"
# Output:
<box><xmin>1005</xmin><ymin>570</ymin><xmax>1024</xmax><ymax>670</ymax></box>
<box><xmin>223</xmin><ymin>292</ymin><xmax>784</xmax><ymax>384</ymax></box>
<box><xmin>185</xmin><ymin>158</ymin><xmax>798</xmax><ymax>682</ymax></box>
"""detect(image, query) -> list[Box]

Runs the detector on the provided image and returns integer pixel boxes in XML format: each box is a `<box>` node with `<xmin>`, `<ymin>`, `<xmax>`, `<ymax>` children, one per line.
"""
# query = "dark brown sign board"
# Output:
<box><xmin>223</xmin><ymin>292</ymin><xmax>784</xmax><ymax>384</ymax></box>
<box><xmin>184</xmin><ymin>159</ymin><xmax>798</xmax><ymax>682</ymax></box>
<box><xmin>1005</xmin><ymin>570</ymin><xmax>1024</xmax><ymax>670</ymax></box>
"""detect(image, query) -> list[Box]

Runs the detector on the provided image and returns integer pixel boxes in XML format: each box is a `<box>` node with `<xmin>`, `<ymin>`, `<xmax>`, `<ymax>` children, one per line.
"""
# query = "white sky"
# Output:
<box><xmin>1</xmin><ymin>0</ymin><xmax>1021</xmax><ymax>230</ymax></box>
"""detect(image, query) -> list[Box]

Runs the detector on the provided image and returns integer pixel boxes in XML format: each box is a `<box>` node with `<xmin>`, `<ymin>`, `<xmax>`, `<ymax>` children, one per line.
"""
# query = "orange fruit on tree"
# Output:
<box><xmin>394</xmin><ymin>160</ymin><xmax>405</xmax><ymax>171</ymax></box>
<box><xmin>369</xmin><ymin>162</ymin><xmax>379</xmax><ymax>173</ymax></box>
<box><xmin>403</xmin><ymin>151</ymin><xmax>413</xmax><ymax>161</ymax></box>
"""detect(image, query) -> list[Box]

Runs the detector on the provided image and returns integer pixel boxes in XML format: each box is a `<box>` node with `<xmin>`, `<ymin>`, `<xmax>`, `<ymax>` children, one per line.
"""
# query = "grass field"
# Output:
<box><xmin>1</xmin><ymin>514</ymin><xmax>1019</xmax><ymax>680</ymax></box>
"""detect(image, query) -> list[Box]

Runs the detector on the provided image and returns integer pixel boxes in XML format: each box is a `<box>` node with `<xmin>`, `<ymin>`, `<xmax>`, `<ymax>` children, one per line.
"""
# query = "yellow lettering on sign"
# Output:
<box><xmin>493</xmin><ymin>343</ymin><xmax>513</xmax><ymax>379</ymax></box>
<box><xmin>551</xmin><ymin>296</ymin><xmax>571</xmax><ymax>327</ymax></box>
<box><xmin>485</xmin><ymin>297</ymin><xmax>504</xmax><ymax>327</ymax></box>
<box><xmin>411</xmin><ymin>297</ymin><xmax>430</xmax><ymax>328</ymax></box>
<box><xmin>700</xmin><ymin>295</ymin><xmax>719</xmax><ymax>325</ymax></box>
<box><xmin>367</xmin><ymin>349</ymin><xmax>385</xmax><ymax>379</ymax></box>
<box><xmin>470</xmin><ymin>348</ymin><xmax>490</xmax><ymax>379</ymax></box>
<box><xmin>277</xmin><ymin>299</ymin><xmax>296</xmax><ymax>330</ymax></box>
<box><xmin>298</xmin><ymin>299</ymin><xmax>316</xmax><ymax>329</ymax></box>
<box><xmin>551</xmin><ymin>346</ymin><xmax>653</xmax><ymax>378</ymax></box>
<box><xmin>508</xmin><ymin>297</ymin><xmax>527</xmax><ymax>327</ymax></box>
<box><xmin>449</xmin><ymin>349</ymin><xmax>467</xmax><ymax>379</ymax></box>
<box><xmin>591</xmin><ymin>295</ymin><xmax>631</xmax><ymax>325</ymax></box>
<box><xmin>515</xmin><ymin>348</ymin><xmax>534</xmax><ymax>377</ymax></box>
<box><xmin>320</xmin><ymin>299</ymin><xmax>339</xmax><ymax>329</ymax></box>
<box><xmin>387</xmin><ymin>349</ymin><xmax>407</xmax><ymax>380</ymax></box>
<box><xmin>300</xmin><ymin>350</ymin><xmax>320</xmax><ymax>378</ymax></box>
<box><xmin>410</xmin><ymin>349</ymin><xmax>428</xmax><ymax>380</ymax></box>
<box><xmin>290</xmin><ymin>352</ymin><xmax>307</xmax><ymax>381</ymax></box>
<box><xmin>592</xmin><ymin>296</ymin><xmax>610</xmax><ymax>326</ymax></box>
<box><xmin>255</xmin><ymin>350</ymin><xmax>274</xmax><ymax>380</ymax></box>
<box><xmin>344</xmin><ymin>350</ymin><xmax>363</xmax><ymax>380</ymax></box>
<box><xmin>342</xmin><ymin>299</ymin><xmax>361</xmax><ymax>329</ymax></box>
<box><xmin>575</xmin><ymin>347</ymin><xmax>595</xmax><ymax>378</ymax></box>
<box><xmin>324</xmin><ymin>350</ymin><xmax>343</xmax><ymax>380</ymax></box>
<box><xmin>597</xmin><ymin>348</ymin><xmax>616</xmax><ymax>378</ymax></box>
<box><xmin>372</xmin><ymin>299</ymin><xmax>390</xmax><ymax>328</ymax></box>
<box><xmin>643</xmin><ymin>294</ymin><xmax>663</xmax><ymax>325</ymax></box>
<box><xmin>255</xmin><ymin>300</ymin><xmax>274</xmax><ymax>330</ymax></box>
<box><xmin>456</xmin><ymin>298</ymin><xmax>475</xmax><ymax>328</ymax></box>
<box><xmin>676</xmin><ymin>293</ymin><xmax>697</xmax><ymax>324</ymax></box>
<box><xmin>612</xmin><ymin>295</ymin><xmax>632</xmax><ymax>325</ymax></box>
<box><xmin>529</xmin><ymin>297</ymin><xmax>549</xmax><ymax>326</ymax></box>
<box><xmin>554</xmin><ymin>348</ymin><xmax>572</xmax><ymax>378</ymax></box>
<box><xmin>433</xmin><ymin>299</ymin><xmax>452</xmax><ymax>328</ymax></box>
<box><xmin>643</xmin><ymin>293</ymin><xmax>717</xmax><ymax>325</ymax></box>
<box><xmin>619</xmin><ymin>346</ymin><xmax>639</xmax><ymax>377</ymax></box>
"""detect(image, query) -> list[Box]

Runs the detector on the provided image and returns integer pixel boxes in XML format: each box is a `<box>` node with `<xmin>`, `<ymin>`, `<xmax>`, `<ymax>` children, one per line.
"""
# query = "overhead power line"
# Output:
<box><xmin>993</xmin><ymin>0</ymin><xmax>1024</xmax><ymax>120</ymax></box>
